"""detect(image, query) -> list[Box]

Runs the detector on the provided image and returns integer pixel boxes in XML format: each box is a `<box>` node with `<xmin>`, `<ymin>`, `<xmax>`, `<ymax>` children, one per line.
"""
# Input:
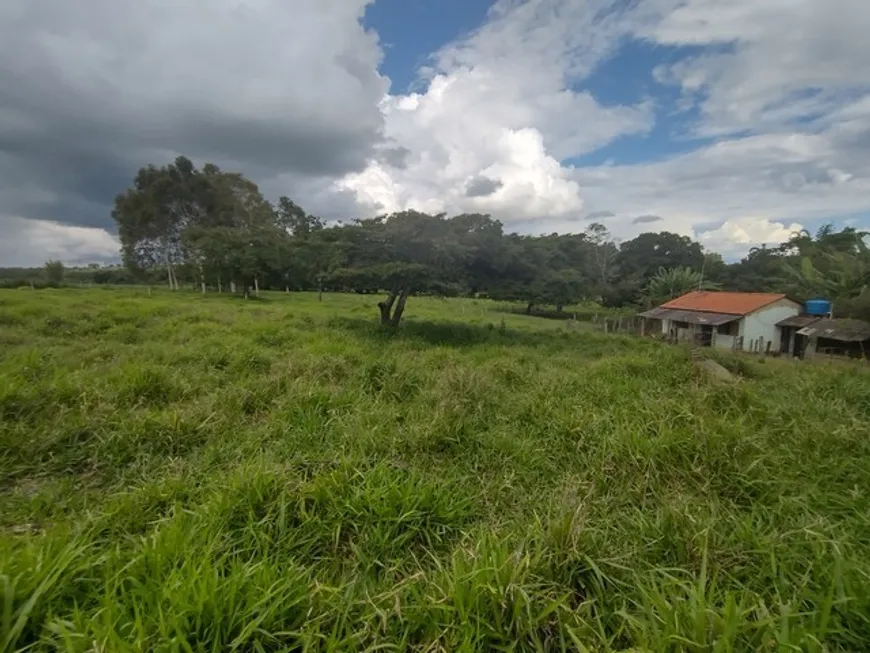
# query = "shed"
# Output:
<box><xmin>775</xmin><ymin>315</ymin><xmax>826</xmax><ymax>357</ymax></box>
<box><xmin>797</xmin><ymin>318</ymin><xmax>870</xmax><ymax>358</ymax></box>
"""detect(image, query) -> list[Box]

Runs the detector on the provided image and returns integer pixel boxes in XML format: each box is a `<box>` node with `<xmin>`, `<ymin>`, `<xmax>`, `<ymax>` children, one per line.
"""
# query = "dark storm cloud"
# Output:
<box><xmin>632</xmin><ymin>214</ymin><xmax>663</xmax><ymax>224</ymax></box>
<box><xmin>584</xmin><ymin>210</ymin><xmax>615</xmax><ymax>220</ymax></box>
<box><xmin>465</xmin><ymin>176</ymin><xmax>504</xmax><ymax>198</ymax></box>
<box><xmin>0</xmin><ymin>0</ymin><xmax>387</xmax><ymax>239</ymax></box>
<box><xmin>378</xmin><ymin>145</ymin><xmax>413</xmax><ymax>170</ymax></box>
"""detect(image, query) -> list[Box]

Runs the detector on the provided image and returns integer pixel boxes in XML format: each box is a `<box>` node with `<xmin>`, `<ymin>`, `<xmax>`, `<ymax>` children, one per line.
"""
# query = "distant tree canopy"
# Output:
<box><xmin>43</xmin><ymin>260</ymin><xmax>65</xmax><ymax>286</ymax></box>
<box><xmin>100</xmin><ymin>156</ymin><xmax>870</xmax><ymax>325</ymax></box>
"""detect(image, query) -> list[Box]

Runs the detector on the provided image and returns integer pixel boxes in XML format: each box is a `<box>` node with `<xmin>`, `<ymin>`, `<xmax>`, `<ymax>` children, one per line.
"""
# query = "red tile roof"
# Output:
<box><xmin>661</xmin><ymin>291</ymin><xmax>789</xmax><ymax>316</ymax></box>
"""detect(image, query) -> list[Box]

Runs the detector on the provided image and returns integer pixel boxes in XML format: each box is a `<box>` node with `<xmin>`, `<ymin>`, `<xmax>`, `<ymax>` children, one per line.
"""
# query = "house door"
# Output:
<box><xmin>780</xmin><ymin>327</ymin><xmax>792</xmax><ymax>354</ymax></box>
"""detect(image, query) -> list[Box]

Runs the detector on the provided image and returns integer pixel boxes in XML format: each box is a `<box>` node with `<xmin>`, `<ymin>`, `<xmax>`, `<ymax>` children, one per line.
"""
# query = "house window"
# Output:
<box><xmin>717</xmin><ymin>321</ymin><xmax>739</xmax><ymax>336</ymax></box>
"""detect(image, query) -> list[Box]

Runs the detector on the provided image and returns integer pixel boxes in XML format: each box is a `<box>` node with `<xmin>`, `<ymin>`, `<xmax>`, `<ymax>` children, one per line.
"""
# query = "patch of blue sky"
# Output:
<box><xmin>363</xmin><ymin>0</ymin><xmax>494</xmax><ymax>93</ymax></box>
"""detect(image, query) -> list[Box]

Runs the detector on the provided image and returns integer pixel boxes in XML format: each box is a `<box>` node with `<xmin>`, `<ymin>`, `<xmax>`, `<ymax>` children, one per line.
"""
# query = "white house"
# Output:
<box><xmin>639</xmin><ymin>291</ymin><xmax>802</xmax><ymax>352</ymax></box>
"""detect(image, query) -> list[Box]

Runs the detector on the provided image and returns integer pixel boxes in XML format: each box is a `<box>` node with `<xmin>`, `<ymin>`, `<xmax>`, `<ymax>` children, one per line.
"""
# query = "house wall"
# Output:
<box><xmin>662</xmin><ymin>319</ymin><xmax>740</xmax><ymax>348</ymax></box>
<box><xmin>740</xmin><ymin>299</ymin><xmax>801</xmax><ymax>352</ymax></box>
<box><xmin>661</xmin><ymin>319</ymin><xmax>693</xmax><ymax>341</ymax></box>
<box><xmin>713</xmin><ymin>333</ymin><xmax>736</xmax><ymax>351</ymax></box>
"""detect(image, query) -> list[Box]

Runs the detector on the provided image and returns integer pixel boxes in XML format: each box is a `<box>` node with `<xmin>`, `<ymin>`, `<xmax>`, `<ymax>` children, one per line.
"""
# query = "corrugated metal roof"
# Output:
<box><xmin>662</xmin><ymin>291</ymin><xmax>790</xmax><ymax>316</ymax></box>
<box><xmin>639</xmin><ymin>307</ymin><xmax>740</xmax><ymax>326</ymax></box>
<box><xmin>797</xmin><ymin>318</ymin><xmax>870</xmax><ymax>342</ymax></box>
<box><xmin>637</xmin><ymin>307</ymin><xmax>674</xmax><ymax>319</ymax></box>
<box><xmin>777</xmin><ymin>315</ymin><xmax>821</xmax><ymax>328</ymax></box>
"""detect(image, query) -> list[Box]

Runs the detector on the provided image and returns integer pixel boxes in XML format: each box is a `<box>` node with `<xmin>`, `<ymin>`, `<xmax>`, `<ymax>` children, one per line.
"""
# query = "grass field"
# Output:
<box><xmin>2</xmin><ymin>288</ymin><xmax>870</xmax><ymax>652</ymax></box>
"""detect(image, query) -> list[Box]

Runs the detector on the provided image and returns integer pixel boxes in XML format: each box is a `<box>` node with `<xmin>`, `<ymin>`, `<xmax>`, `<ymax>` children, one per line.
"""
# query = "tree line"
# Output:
<box><xmin>5</xmin><ymin>156</ymin><xmax>869</xmax><ymax>325</ymax></box>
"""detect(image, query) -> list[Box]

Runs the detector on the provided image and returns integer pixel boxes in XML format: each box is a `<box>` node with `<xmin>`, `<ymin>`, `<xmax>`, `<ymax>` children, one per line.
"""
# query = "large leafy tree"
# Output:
<box><xmin>276</xmin><ymin>196</ymin><xmax>323</xmax><ymax>238</ymax></box>
<box><xmin>347</xmin><ymin>211</ymin><xmax>467</xmax><ymax>326</ymax></box>
<box><xmin>721</xmin><ymin>246</ymin><xmax>787</xmax><ymax>292</ymax></box>
<box><xmin>114</xmin><ymin>157</ymin><xmax>287</xmax><ymax>293</ymax></box>
<box><xmin>617</xmin><ymin>232</ymin><xmax>705</xmax><ymax>284</ymax></box>
<box><xmin>113</xmin><ymin>156</ymin><xmax>207</xmax><ymax>289</ymax></box>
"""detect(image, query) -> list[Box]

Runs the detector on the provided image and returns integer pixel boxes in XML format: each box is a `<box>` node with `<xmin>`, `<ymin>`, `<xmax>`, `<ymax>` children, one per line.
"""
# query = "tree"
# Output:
<box><xmin>276</xmin><ymin>196</ymin><xmax>323</xmax><ymax>238</ymax></box>
<box><xmin>784</xmin><ymin>249</ymin><xmax>870</xmax><ymax>302</ymax></box>
<box><xmin>585</xmin><ymin>223</ymin><xmax>618</xmax><ymax>288</ymax></box>
<box><xmin>374</xmin><ymin>263</ymin><xmax>432</xmax><ymax>327</ymax></box>
<box><xmin>535</xmin><ymin>270</ymin><xmax>586</xmax><ymax>313</ymax></box>
<box><xmin>367</xmin><ymin>211</ymin><xmax>455</xmax><ymax>327</ymax></box>
<box><xmin>778</xmin><ymin>224</ymin><xmax>870</xmax><ymax>312</ymax></box>
<box><xmin>722</xmin><ymin>246</ymin><xmax>787</xmax><ymax>292</ymax></box>
<box><xmin>108</xmin><ymin>157</ymin><xmax>870</xmax><ymax>320</ymax></box>
<box><xmin>617</xmin><ymin>232</ymin><xmax>705</xmax><ymax>283</ymax></box>
<box><xmin>113</xmin><ymin>156</ymin><xmax>205</xmax><ymax>289</ymax></box>
<box><xmin>114</xmin><ymin>157</ymin><xmax>286</xmax><ymax>294</ymax></box>
<box><xmin>44</xmin><ymin>260</ymin><xmax>64</xmax><ymax>286</ymax></box>
<box><xmin>644</xmin><ymin>266</ymin><xmax>719</xmax><ymax>306</ymax></box>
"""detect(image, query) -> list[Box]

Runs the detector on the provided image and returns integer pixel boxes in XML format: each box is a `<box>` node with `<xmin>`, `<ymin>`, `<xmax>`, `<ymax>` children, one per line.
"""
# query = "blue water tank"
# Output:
<box><xmin>805</xmin><ymin>299</ymin><xmax>832</xmax><ymax>316</ymax></box>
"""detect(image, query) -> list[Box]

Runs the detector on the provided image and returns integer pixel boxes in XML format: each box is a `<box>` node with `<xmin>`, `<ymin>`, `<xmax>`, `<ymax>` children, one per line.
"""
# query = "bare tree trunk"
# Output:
<box><xmin>218</xmin><ymin>277</ymin><xmax>222</xmax><ymax>293</ymax></box>
<box><xmin>254</xmin><ymin>276</ymin><xmax>260</xmax><ymax>297</ymax></box>
<box><xmin>285</xmin><ymin>286</ymin><xmax>289</xmax><ymax>294</ymax></box>
<box><xmin>166</xmin><ymin>258</ymin><xmax>173</xmax><ymax>290</ymax></box>
<box><xmin>378</xmin><ymin>291</ymin><xmax>398</xmax><ymax>326</ymax></box>
<box><xmin>389</xmin><ymin>290</ymin><xmax>410</xmax><ymax>328</ymax></box>
<box><xmin>230</xmin><ymin>280</ymin><xmax>236</xmax><ymax>294</ymax></box>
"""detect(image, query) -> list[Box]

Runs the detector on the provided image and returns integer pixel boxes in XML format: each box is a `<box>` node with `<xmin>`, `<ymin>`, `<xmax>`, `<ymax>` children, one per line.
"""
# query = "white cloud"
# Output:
<box><xmin>335</xmin><ymin>0</ymin><xmax>870</xmax><ymax>258</ymax></box>
<box><xmin>697</xmin><ymin>217</ymin><xmax>804</xmax><ymax>257</ymax></box>
<box><xmin>0</xmin><ymin>217</ymin><xmax>120</xmax><ymax>267</ymax></box>
<box><xmin>569</xmin><ymin>126</ymin><xmax>870</xmax><ymax>255</ymax></box>
<box><xmin>645</xmin><ymin>0</ymin><xmax>870</xmax><ymax>136</ymax></box>
<box><xmin>337</xmin><ymin>0</ymin><xmax>653</xmax><ymax>225</ymax></box>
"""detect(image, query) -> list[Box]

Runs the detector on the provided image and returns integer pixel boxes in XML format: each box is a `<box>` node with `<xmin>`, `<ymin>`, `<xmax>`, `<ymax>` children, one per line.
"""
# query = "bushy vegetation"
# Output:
<box><xmin>2</xmin><ymin>288</ymin><xmax>870</xmax><ymax>651</ymax></box>
<box><xmin>105</xmin><ymin>156</ymin><xmax>870</xmax><ymax>321</ymax></box>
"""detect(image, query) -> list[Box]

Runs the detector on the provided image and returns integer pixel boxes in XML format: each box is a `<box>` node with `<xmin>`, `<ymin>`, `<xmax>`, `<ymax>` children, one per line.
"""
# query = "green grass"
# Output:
<box><xmin>1</xmin><ymin>288</ymin><xmax>869</xmax><ymax>651</ymax></box>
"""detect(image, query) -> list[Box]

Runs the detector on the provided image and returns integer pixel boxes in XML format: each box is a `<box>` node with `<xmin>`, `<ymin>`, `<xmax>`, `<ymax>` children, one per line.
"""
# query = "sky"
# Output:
<box><xmin>1</xmin><ymin>0</ymin><xmax>869</xmax><ymax>266</ymax></box>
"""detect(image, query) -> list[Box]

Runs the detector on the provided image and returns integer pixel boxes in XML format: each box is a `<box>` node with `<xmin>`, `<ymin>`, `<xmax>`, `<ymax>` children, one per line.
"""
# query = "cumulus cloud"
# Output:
<box><xmin>336</xmin><ymin>0</ymin><xmax>870</xmax><ymax>256</ymax></box>
<box><xmin>697</xmin><ymin>217</ymin><xmax>805</xmax><ymax>258</ymax></box>
<box><xmin>336</xmin><ymin>0</ymin><xmax>653</xmax><ymax>225</ymax></box>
